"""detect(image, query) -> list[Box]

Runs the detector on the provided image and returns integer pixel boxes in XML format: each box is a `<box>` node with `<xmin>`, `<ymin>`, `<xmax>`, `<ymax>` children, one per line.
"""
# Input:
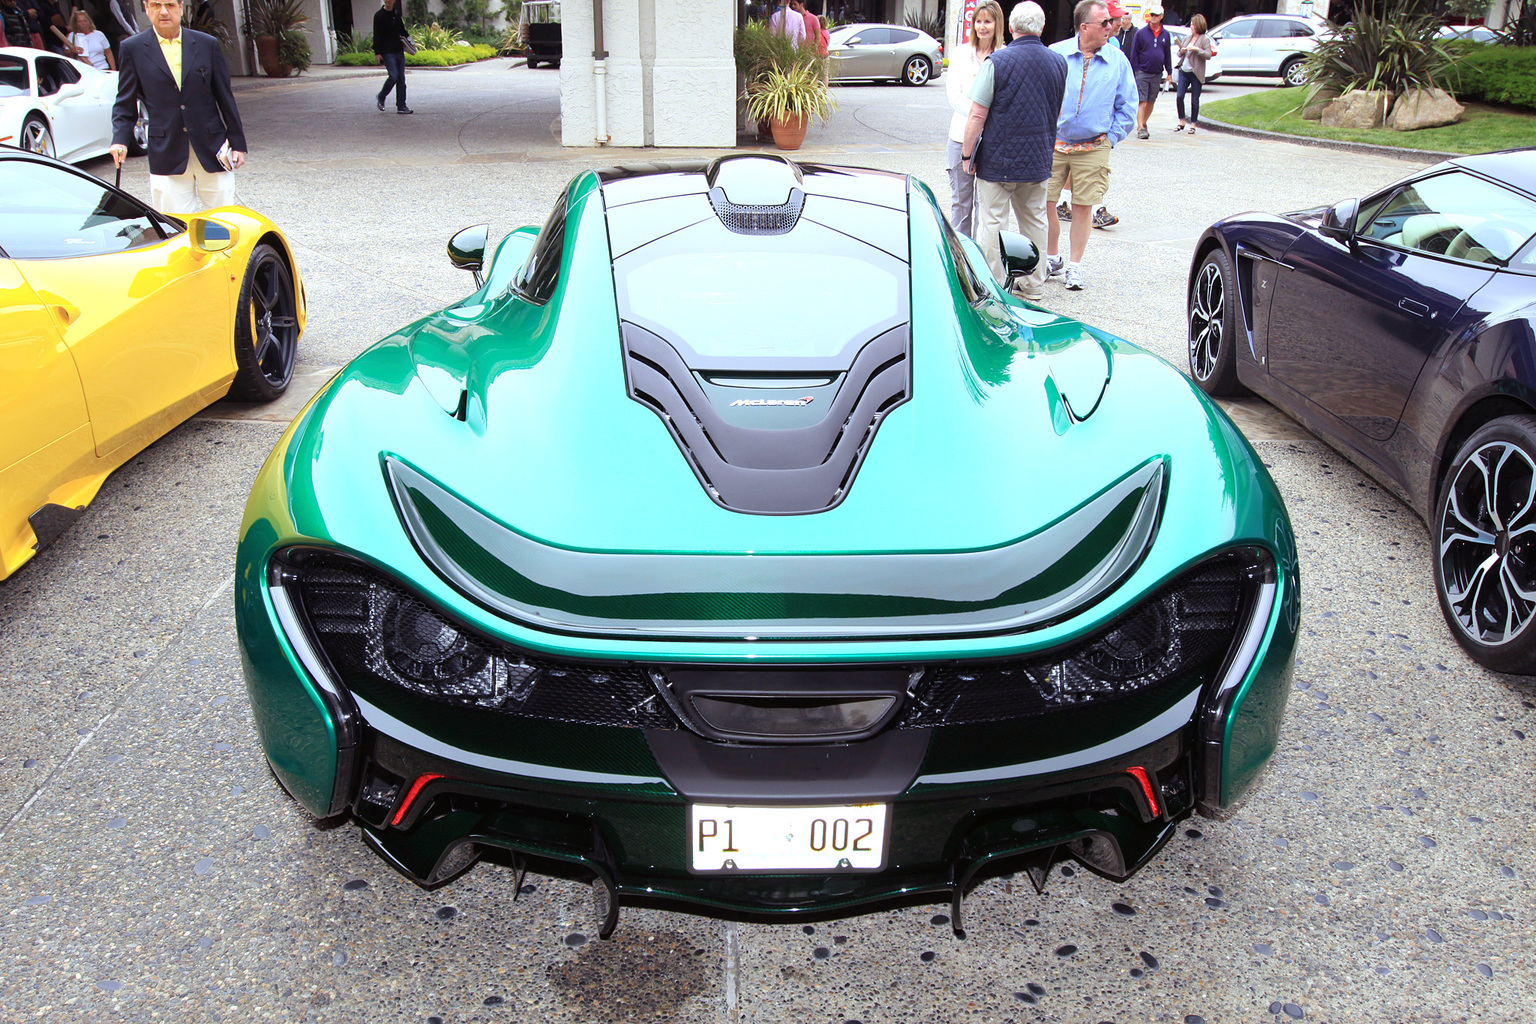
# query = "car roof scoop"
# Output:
<box><xmin>706</xmin><ymin>155</ymin><xmax>806</xmax><ymax>235</ymax></box>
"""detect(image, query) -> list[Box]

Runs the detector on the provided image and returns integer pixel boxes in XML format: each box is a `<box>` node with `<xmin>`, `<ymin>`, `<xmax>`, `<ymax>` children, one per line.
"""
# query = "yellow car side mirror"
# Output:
<box><xmin>191</xmin><ymin>217</ymin><xmax>239</xmax><ymax>254</ymax></box>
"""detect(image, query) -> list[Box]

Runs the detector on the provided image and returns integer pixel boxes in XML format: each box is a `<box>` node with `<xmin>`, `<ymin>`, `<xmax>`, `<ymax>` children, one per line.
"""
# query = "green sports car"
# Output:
<box><xmin>235</xmin><ymin>155</ymin><xmax>1298</xmax><ymax>936</ymax></box>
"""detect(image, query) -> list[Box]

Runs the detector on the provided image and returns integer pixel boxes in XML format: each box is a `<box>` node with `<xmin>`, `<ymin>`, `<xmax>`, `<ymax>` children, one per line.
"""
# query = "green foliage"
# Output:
<box><xmin>434</xmin><ymin>0</ymin><xmax>464</xmax><ymax>30</ymax></box>
<box><xmin>498</xmin><ymin>24</ymin><xmax>524</xmax><ymax>54</ymax></box>
<box><xmin>734</xmin><ymin>21</ymin><xmax>826</xmax><ymax>85</ymax></box>
<box><xmin>410</xmin><ymin>21</ymin><xmax>463</xmax><ymax>50</ymax></box>
<box><xmin>335</xmin><ymin>31</ymin><xmax>373</xmax><ymax>56</ymax></box>
<box><xmin>501</xmin><ymin>0</ymin><xmax>522</xmax><ymax>21</ymax></box>
<box><xmin>278</xmin><ymin>26</ymin><xmax>311</xmax><ymax>72</ymax></box>
<box><xmin>460</xmin><ymin>25</ymin><xmax>501</xmax><ymax>45</ymax></box>
<box><xmin>252</xmin><ymin>0</ymin><xmax>307</xmax><ymax>36</ymax></box>
<box><xmin>462</xmin><ymin>0</ymin><xmax>491</xmax><ymax>31</ymax></box>
<box><xmin>335</xmin><ymin>43</ymin><xmax>495</xmax><ymax>67</ymax></box>
<box><xmin>1300</xmin><ymin>0</ymin><xmax>1463</xmax><ymax>97</ymax></box>
<box><xmin>744</xmin><ymin>62</ymin><xmax>836</xmax><ymax>126</ymax></box>
<box><xmin>904</xmin><ymin>11</ymin><xmax>943</xmax><ymax>41</ymax></box>
<box><xmin>1450</xmin><ymin>44</ymin><xmax>1536</xmax><ymax>112</ymax></box>
<box><xmin>406</xmin><ymin>0</ymin><xmax>429</xmax><ymax>25</ymax></box>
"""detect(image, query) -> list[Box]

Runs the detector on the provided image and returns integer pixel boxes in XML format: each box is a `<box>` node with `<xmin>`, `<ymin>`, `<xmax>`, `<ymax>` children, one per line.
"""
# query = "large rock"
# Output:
<box><xmin>1302</xmin><ymin>86</ymin><xmax>1340</xmax><ymax>120</ymax></box>
<box><xmin>1320</xmin><ymin>89</ymin><xmax>1395</xmax><ymax>129</ymax></box>
<box><xmin>1386</xmin><ymin>87</ymin><xmax>1465</xmax><ymax>131</ymax></box>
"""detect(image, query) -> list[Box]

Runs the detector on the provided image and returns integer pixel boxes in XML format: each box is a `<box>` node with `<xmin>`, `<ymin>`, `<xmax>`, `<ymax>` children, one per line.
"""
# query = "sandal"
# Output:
<box><xmin>1170</xmin><ymin>123</ymin><xmax>1185</xmax><ymax>131</ymax></box>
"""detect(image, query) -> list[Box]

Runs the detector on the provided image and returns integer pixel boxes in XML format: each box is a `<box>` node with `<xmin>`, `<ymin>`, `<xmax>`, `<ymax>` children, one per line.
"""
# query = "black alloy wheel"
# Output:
<box><xmin>230</xmin><ymin>243</ymin><xmax>300</xmax><ymax>401</ymax></box>
<box><xmin>1434</xmin><ymin>416</ymin><xmax>1536</xmax><ymax>673</ymax></box>
<box><xmin>1187</xmin><ymin>248</ymin><xmax>1246</xmax><ymax>397</ymax></box>
<box><xmin>901</xmin><ymin>55</ymin><xmax>931</xmax><ymax>86</ymax></box>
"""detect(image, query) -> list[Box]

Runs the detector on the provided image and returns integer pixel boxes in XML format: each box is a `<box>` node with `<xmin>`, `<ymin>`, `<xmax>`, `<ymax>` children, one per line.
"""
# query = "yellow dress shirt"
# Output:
<box><xmin>158</xmin><ymin>31</ymin><xmax>182</xmax><ymax>88</ymax></box>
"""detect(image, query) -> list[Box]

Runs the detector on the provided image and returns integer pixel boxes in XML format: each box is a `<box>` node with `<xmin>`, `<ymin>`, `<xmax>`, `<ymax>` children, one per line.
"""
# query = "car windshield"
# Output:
<box><xmin>0</xmin><ymin>57</ymin><xmax>29</xmax><ymax>98</ymax></box>
<box><xmin>0</xmin><ymin>160</ymin><xmax>165</xmax><ymax>259</ymax></box>
<box><xmin>1360</xmin><ymin>171</ymin><xmax>1536</xmax><ymax>265</ymax></box>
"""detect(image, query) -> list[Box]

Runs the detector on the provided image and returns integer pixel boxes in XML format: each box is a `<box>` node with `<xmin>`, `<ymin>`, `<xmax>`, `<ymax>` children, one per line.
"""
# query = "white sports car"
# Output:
<box><xmin>0</xmin><ymin>46</ymin><xmax>144</xmax><ymax>163</ymax></box>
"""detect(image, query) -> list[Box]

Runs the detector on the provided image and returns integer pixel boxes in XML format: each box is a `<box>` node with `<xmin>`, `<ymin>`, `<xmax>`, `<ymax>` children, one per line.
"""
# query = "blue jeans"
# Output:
<box><xmin>1176</xmin><ymin>71</ymin><xmax>1202</xmax><ymax>124</ymax></box>
<box><xmin>379</xmin><ymin>52</ymin><xmax>407</xmax><ymax>109</ymax></box>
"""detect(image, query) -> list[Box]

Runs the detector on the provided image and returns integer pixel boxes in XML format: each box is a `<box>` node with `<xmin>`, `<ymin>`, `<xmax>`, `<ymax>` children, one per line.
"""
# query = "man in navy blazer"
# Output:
<box><xmin>110</xmin><ymin>0</ymin><xmax>246</xmax><ymax>213</ymax></box>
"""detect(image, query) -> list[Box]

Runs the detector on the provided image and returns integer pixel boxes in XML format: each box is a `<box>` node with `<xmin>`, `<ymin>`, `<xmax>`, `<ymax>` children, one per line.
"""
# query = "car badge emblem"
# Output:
<box><xmin>729</xmin><ymin>396</ymin><xmax>816</xmax><ymax>408</ymax></box>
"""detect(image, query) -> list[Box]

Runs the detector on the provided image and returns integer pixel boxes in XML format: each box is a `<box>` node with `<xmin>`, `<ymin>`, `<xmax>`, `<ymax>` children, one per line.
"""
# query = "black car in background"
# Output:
<box><xmin>1187</xmin><ymin>148</ymin><xmax>1536</xmax><ymax>672</ymax></box>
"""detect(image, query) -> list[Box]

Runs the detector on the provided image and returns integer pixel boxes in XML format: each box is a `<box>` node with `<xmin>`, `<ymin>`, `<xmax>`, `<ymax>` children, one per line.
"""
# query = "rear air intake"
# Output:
<box><xmin>707</xmin><ymin>185</ymin><xmax>805</xmax><ymax>235</ymax></box>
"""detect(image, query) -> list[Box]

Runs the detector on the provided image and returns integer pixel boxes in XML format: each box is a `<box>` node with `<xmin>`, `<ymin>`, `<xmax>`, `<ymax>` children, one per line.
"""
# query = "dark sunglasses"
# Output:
<box><xmin>1096</xmin><ymin>16</ymin><xmax>1116</xmax><ymax>26</ymax></box>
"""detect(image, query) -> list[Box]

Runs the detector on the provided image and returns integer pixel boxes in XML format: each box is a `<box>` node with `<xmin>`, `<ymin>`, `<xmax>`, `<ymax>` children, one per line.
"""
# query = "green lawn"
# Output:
<box><xmin>1201</xmin><ymin>87</ymin><xmax>1536</xmax><ymax>155</ymax></box>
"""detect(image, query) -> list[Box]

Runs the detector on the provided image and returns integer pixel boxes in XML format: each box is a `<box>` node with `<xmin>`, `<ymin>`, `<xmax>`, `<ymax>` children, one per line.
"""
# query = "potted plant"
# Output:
<box><xmin>744</xmin><ymin>63</ymin><xmax>833</xmax><ymax>150</ymax></box>
<box><xmin>735</xmin><ymin>21</ymin><xmax>832</xmax><ymax>145</ymax></box>
<box><xmin>252</xmin><ymin>0</ymin><xmax>309</xmax><ymax>77</ymax></box>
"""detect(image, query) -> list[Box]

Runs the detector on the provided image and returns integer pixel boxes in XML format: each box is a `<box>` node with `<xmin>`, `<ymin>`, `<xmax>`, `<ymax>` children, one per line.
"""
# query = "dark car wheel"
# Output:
<box><xmin>1187</xmin><ymin>248</ymin><xmax>1246</xmax><ymax>397</ymax></box>
<box><xmin>1434</xmin><ymin>416</ymin><xmax>1536</xmax><ymax>673</ymax></box>
<box><xmin>229</xmin><ymin>243</ymin><xmax>299</xmax><ymax>402</ymax></box>
<box><xmin>901</xmin><ymin>55</ymin><xmax>931</xmax><ymax>86</ymax></box>
<box><xmin>21</xmin><ymin>114</ymin><xmax>54</xmax><ymax>157</ymax></box>
<box><xmin>1281</xmin><ymin>57</ymin><xmax>1307</xmax><ymax>87</ymax></box>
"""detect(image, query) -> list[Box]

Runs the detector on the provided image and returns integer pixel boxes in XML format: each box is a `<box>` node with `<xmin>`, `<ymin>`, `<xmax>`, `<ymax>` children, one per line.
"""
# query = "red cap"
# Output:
<box><xmin>1106</xmin><ymin>1</ymin><xmax>1129</xmax><ymax>17</ymax></box>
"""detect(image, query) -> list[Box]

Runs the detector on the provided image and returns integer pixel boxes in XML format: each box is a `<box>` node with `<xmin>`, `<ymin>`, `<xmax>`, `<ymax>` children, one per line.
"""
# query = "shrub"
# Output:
<box><xmin>734</xmin><ymin>22</ymin><xmax>826</xmax><ymax>87</ymax></box>
<box><xmin>410</xmin><ymin>21</ymin><xmax>462</xmax><ymax>50</ymax></box>
<box><xmin>1300</xmin><ymin>0</ymin><xmax>1462</xmax><ymax>96</ymax></box>
<box><xmin>278</xmin><ymin>27</ymin><xmax>311</xmax><ymax>71</ymax></box>
<box><xmin>335</xmin><ymin>31</ymin><xmax>373</xmax><ymax>56</ymax></box>
<box><xmin>1450</xmin><ymin>45</ymin><xmax>1536</xmax><ymax>112</ymax></box>
<box><xmin>335</xmin><ymin>43</ymin><xmax>495</xmax><ymax>66</ymax></box>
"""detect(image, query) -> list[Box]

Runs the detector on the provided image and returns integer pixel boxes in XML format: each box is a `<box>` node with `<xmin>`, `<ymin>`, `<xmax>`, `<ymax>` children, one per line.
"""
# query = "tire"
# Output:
<box><xmin>21</xmin><ymin>114</ymin><xmax>54</xmax><ymax>157</ymax></box>
<box><xmin>1433</xmin><ymin>415</ymin><xmax>1536</xmax><ymax>673</ymax></box>
<box><xmin>229</xmin><ymin>243</ymin><xmax>299</xmax><ymax>402</ymax></box>
<box><xmin>901</xmin><ymin>55</ymin><xmax>931</xmax><ymax>86</ymax></box>
<box><xmin>1280</xmin><ymin>57</ymin><xmax>1307</xmax><ymax>88</ymax></box>
<box><xmin>1186</xmin><ymin>248</ymin><xmax>1247</xmax><ymax>397</ymax></box>
<box><xmin>128</xmin><ymin>100</ymin><xmax>148</xmax><ymax>157</ymax></box>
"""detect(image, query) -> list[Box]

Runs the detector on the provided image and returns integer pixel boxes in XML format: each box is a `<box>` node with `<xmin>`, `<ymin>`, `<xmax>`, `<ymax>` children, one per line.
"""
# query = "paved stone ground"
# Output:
<box><xmin>1</xmin><ymin>60</ymin><xmax>1533</xmax><ymax>1024</ymax></box>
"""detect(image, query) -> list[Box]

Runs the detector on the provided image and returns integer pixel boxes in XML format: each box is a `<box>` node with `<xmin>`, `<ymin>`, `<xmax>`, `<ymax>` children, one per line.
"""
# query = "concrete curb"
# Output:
<box><xmin>1198</xmin><ymin>114</ymin><xmax>1460</xmax><ymax>164</ymax></box>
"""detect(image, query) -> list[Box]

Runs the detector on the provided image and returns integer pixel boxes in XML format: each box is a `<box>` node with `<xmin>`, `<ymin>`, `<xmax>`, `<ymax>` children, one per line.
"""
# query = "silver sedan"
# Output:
<box><xmin>827</xmin><ymin>24</ymin><xmax>942</xmax><ymax>86</ymax></box>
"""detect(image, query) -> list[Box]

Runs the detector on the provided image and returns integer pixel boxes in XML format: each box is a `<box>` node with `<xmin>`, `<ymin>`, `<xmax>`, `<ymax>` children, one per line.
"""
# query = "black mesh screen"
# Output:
<box><xmin>707</xmin><ymin>186</ymin><xmax>805</xmax><ymax>235</ymax></box>
<box><xmin>292</xmin><ymin>558</ymin><xmax>676</xmax><ymax>730</ymax></box>
<box><xmin>901</xmin><ymin>555</ymin><xmax>1255</xmax><ymax>728</ymax></box>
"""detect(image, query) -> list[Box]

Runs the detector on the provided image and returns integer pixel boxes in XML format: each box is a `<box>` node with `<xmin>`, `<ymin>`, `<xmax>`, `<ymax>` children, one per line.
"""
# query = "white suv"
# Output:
<box><xmin>1206</xmin><ymin>14</ymin><xmax>1325</xmax><ymax>87</ymax></box>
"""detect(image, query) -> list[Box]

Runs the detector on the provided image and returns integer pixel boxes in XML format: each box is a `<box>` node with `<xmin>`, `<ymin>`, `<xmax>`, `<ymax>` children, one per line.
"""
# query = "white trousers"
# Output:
<box><xmin>149</xmin><ymin>164</ymin><xmax>237</xmax><ymax>214</ymax></box>
<box><xmin>975</xmin><ymin>177</ymin><xmax>1048</xmax><ymax>302</ymax></box>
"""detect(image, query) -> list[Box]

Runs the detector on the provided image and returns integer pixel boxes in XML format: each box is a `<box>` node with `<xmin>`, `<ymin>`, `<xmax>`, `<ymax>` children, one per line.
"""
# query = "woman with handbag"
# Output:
<box><xmin>1171</xmin><ymin>14</ymin><xmax>1214</xmax><ymax>132</ymax></box>
<box><xmin>944</xmin><ymin>0</ymin><xmax>1003</xmax><ymax>239</ymax></box>
<box><xmin>372</xmin><ymin>0</ymin><xmax>413</xmax><ymax>115</ymax></box>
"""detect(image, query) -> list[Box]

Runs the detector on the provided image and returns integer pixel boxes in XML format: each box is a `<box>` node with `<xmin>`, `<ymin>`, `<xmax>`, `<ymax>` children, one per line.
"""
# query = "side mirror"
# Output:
<box><xmin>1320</xmin><ymin>198</ymin><xmax>1358</xmax><ymax>242</ymax></box>
<box><xmin>998</xmin><ymin>230</ymin><xmax>1040</xmax><ymax>288</ymax></box>
<box><xmin>448</xmin><ymin>223</ymin><xmax>489</xmax><ymax>288</ymax></box>
<box><xmin>190</xmin><ymin>216</ymin><xmax>238</xmax><ymax>253</ymax></box>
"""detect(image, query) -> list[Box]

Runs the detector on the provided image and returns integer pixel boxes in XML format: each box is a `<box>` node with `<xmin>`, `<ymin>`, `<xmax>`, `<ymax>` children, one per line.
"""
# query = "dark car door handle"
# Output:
<box><xmin>1398</xmin><ymin>298</ymin><xmax>1429</xmax><ymax>318</ymax></box>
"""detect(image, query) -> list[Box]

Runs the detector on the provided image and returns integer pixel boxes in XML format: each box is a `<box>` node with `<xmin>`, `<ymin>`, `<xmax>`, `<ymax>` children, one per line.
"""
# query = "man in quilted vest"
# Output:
<box><xmin>959</xmin><ymin>1</ymin><xmax>1067</xmax><ymax>303</ymax></box>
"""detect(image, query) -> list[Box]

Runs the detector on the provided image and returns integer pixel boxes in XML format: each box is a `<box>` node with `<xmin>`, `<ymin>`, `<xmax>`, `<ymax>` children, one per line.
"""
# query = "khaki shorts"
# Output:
<box><xmin>1048</xmin><ymin>142</ymin><xmax>1112</xmax><ymax>207</ymax></box>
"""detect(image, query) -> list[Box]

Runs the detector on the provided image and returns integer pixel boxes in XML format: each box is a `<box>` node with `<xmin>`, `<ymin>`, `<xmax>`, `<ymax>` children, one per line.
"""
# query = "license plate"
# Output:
<box><xmin>689</xmin><ymin>803</ymin><xmax>889</xmax><ymax>873</ymax></box>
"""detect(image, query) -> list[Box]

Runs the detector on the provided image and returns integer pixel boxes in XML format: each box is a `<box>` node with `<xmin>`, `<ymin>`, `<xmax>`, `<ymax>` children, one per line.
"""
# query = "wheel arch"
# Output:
<box><xmin>1431</xmin><ymin>390</ymin><xmax>1536</xmax><ymax>513</ymax></box>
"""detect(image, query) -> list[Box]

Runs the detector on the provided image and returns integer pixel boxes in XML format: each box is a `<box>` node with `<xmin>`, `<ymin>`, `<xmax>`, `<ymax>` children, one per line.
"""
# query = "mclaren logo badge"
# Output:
<box><xmin>730</xmin><ymin>396</ymin><xmax>816</xmax><ymax>408</ymax></box>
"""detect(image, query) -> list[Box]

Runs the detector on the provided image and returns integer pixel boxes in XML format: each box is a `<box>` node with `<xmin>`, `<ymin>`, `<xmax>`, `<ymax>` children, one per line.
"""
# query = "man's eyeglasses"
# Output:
<box><xmin>145</xmin><ymin>1</ymin><xmax>181</xmax><ymax>10</ymax></box>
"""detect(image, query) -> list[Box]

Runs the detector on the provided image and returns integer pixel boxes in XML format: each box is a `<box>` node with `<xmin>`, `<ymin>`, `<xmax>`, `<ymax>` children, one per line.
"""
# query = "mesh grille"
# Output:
<box><xmin>292</xmin><ymin>558</ymin><xmax>676</xmax><ymax>730</ymax></box>
<box><xmin>901</xmin><ymin>556</ymin><xmax>1254</xmax><ymax>728</ymax></box>
<box><xmin>707</xmin><ymin>186</ymin><xmax>805</xmax><ymax>235</ymax></box>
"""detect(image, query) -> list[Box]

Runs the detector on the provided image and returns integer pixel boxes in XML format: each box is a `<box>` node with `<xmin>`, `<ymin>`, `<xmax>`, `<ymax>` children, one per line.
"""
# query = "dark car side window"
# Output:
<box><xmin>0</xmin><ymin>160</ymin><xmax>167</xmax><ymax>259</ymax></box>
<box><xmin>890</xmin><ymin>28</ymin><xmax>919</xmax><ymax>43</ymax></box>
<box><xmin>1359</xmin><ymin>171</ymin><xmax>1536</xmax><ymax>266</ymax></box>
<box><xmin>848</xmin><ymin>28</ymin><xmax>890</xmax><ymax>45</ymax></box>
<box><xmin>0</xmin><ymin>56</ymin><xmax>29</xmax><ymax>98</ymax></box>
<box><xmin>35</xmin><ymin>56</ymin><xmax>80</xmax><ymax>97</ymax></box>
<box><xmin>1254</xmin><ymin>19</ymin><xmax>1290</xmax><ymax>37</ymax></box>
<box><xmin>515</xmin><ymin>190</ymin><xmax>568</xmax><ymax>304</ymax></box>
<box><xmin>1287</xmin><ymin>21</ymin><xmax>1316</xmax><ymax>36</ymax></box>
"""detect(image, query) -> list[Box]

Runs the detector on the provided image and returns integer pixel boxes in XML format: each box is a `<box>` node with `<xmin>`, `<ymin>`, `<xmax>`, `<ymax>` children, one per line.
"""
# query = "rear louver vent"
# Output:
<box><xmin>707</xmin><ymin>186</ymin><xmax>805</xmax><ymax>235</ymax></box>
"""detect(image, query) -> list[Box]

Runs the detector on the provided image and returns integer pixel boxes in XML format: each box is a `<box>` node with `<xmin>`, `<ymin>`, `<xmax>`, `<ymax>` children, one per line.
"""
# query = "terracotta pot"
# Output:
<box><xmin>769</xmin><ymin>113</ymin><xmax>808</xmax><ymax>151</ymax></box>
<box><xmin>255</xmin><ymin>35</ymin><xmax>292</xmax><ymax>78</ymax></box>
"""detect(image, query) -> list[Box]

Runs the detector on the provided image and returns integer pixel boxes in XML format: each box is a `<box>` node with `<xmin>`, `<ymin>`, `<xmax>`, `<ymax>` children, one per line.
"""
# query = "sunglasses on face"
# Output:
<box><xmin>1096</xmin><ymin>17</ymin><xmax>1116</xmax><ymax>26</ymax></box>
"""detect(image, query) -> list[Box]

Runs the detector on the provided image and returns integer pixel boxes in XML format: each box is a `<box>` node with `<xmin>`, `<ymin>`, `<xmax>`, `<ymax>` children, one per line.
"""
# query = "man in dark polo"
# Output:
<box><xmin>959</xmin><ymin>1</ymin><xmax>1066</xmax><ymax>302</ymax></box>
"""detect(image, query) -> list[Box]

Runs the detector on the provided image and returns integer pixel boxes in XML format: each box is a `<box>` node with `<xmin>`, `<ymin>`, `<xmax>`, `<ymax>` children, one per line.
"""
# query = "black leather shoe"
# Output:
<box><xmin>376</xmin><ymin>96</ymin><xmax>385</xmax><ymax>111</ymax></box>
<box><xmin>398</xmin><ymin>106</ymin><xmax>414</xmax><ymax>114</ymax></box>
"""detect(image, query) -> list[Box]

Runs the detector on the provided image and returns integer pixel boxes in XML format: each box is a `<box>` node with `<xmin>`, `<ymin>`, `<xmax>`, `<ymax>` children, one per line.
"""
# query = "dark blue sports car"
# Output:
<box><xmin>1187</xmin><ymin>148</ymin><xmax>1536</xmax><ymax>672</ymax></box>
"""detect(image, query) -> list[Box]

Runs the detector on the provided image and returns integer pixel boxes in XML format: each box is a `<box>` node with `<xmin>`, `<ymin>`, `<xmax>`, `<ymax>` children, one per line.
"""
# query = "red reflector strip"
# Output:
<box><xmin>1126</xmin><ymin>766</ymin><xmax>1160</xmax><ymax>817</ymax></box>
<box><xmin>391</xmin><ymin>773</ymin><xmax>447</xmax><ymax>826</ymax></box>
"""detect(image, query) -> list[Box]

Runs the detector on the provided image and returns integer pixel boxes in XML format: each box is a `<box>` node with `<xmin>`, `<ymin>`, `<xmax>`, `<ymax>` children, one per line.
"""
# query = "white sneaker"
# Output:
<box><xmin>1046</xmin><ymin>255</ymin><xmax>1065</xmax><ymax>279</ymax></box>
<box><xmin>1064</xmin><ymin>265</ymin><xmax>1084</xmax><ymax>291</ymax></box>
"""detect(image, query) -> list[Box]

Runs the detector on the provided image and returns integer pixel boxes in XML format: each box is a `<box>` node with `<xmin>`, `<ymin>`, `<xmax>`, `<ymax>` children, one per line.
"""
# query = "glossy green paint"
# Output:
<box><xmin>236</xmin><ymin>165</ymin><xmax>1298</xmax><ymax>821</ymax></box>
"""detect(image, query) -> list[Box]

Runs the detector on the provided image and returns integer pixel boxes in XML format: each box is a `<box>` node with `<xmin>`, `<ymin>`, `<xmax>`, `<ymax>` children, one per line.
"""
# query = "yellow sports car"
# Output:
<box><xmin>0</xmin><ymin>149</ymin><xmax>305</xmax><ymax>581</ymax></box>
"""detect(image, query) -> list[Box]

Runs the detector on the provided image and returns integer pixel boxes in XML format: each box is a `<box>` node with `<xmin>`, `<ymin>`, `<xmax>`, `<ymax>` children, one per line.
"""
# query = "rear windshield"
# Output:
<box><xmin>612</xmin><ymin>215</ymin><xmax>907</xmax><ymax>367</ymax></box>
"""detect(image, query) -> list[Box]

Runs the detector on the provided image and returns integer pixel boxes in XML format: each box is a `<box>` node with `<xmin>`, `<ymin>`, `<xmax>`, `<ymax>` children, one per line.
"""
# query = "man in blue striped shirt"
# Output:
<box><xmin>1042</xmin><ymin>0</ymin><xmax>1136</xmax><ymax>291</ymax></box>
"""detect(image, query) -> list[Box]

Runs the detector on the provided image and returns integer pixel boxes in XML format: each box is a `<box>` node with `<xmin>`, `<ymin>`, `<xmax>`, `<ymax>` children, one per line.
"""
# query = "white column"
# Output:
<box><xmin>651</xmin><ymin>0</ymin><xmax>735</xmax><ymax>148</ymax></box>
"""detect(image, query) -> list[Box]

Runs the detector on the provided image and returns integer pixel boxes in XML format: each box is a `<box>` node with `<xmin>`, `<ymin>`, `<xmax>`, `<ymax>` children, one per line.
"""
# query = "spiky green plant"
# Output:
<box><xmin>735</xmin><ymin>21</ymin><xmax>827</xmax><ymax>88</ymax></box>
<box><xmin>1300</xmin><ymin>0</ymin><xmax>1463</xmax><ymax>98</ymax></box>
<box><xmin>744</xmin><ymin>61</ymin><xmax>836</xmax><ymax>126</ymax></box>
